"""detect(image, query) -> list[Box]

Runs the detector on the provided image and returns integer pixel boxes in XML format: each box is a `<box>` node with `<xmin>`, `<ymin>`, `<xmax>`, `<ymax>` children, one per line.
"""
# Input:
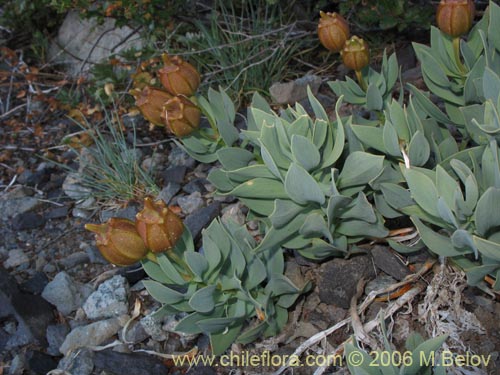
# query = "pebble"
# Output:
<box><xmin>139</xmin><ymin>314</ymin><xmax>168</xmax><ymax>341</ymax></box>
<box><xmin>0</xmin><ymin>187</ymin><xmax>41</xmax><ymax>219</ymax></box>
<box><xmin>59</xmin><ymin>317</ymin><xmax>125</xmax><ymax>355</ymax></box>
<box><xmin>182</xmin><ymin>178</ymin><xmax>208</xmax><ymax>194</ymax></box>
<box><xmin>141</xmin><ymin>153</ymin><xmax>167</xmax><ymax>172</ymax></box>
<box><xmin>269</xmin><ymin>74</ymin><xmax>322</xmax><ymax>105</ymax></box>
<box><xmin>80</xmin><ymin>242</ymin><xmax>108</xmax><ymax>264</ymax></box>
<box><xmin>58</xmin><ymin>251</ymin><xmax>90</xmax><ymax>269</ymax></box>
<box><xmin>317</xmin><ymin>256</ymin><xmax>376</xmax><ymax>309</ymax></box>
<box><xmin>42</xmin><ymin>271</ymin><xmax>93</xmax><ymax>315</ymax></box>
<box><xmin>168</xmin><ymin>146</ymin><xmax>196</xmax><ymax>168</ymax></box>
<box><xmin>161</xmin><ymin>165</ymin><xmax>187</xmax><ymax>184</ymax></box>
<box><xmin>158</xmin><ymin>182</ymin><xmax>181</xmax><ymax>204</ymax></box>
<box><xmin>93</xmin><ymin>349</ymin><xmax>167</xmax><ymax>375</ymax></box>
<box><xmin>58</xmin><ymin>347</ymin><xmax>95</xmax><ymax>375</ymax></box>
<box><xmin>12</xmin><ymin>212</ymin><xmax>46</xmax><ymax>231</ymax></box>
<box><xmin>26</xmin><ymin>350</ymin><xmax>58</xmax><ymax>375</ymax></box>
<box><xmin>46</xmin><ymin>323</ymin><xmax>70</xmax><ymax>356</ymax></box>
<box><xmin>3</xmin><ymin>249</ymin><xmax>29</xmax><ymax>269</ymax></box>
<box><xmin>62</xmin><ymin>173</ymin><xmax>93</xmax><ymax>199</ymax></box>
<box><xmin>20</xmin><ymin>272</ymin><xmax>49</xmax><ymax>295</ymax></box>
<box><xmin>83</xmin><ymin>275</ymin><xmax>129</xmax><ymax>320</ymax></box>
<box><xmin>100</xmin><ymin>204</ymin><xmax>139</xmax><ymax>222</ymax></box>
<box><xmin>177</xmin><ymin>191</ymin><xmax>205</xmax><ymax>215</ymax></box>
<box><xmin>8</xmin><ymin>354</ymin><xmax>25</xmax><ymax>375</ymax></box>
<box><xmin>221</xmin><ymin>202</ymin><xmax>246</xmax><ymax>226</ymax></box>
<box><xmin>184</xmin><ymin>202</ymin><xmax>222</xmax><ymax>240</ymax></box>
<box><xmin>371</xmin><ymin>245</ymin><xmax>410</xmax><ymax>281</ymax></box>
<box><xmin>45</xmin><ymin>206</ymin><xmax>70</xmax><ymax>220</ymax></box>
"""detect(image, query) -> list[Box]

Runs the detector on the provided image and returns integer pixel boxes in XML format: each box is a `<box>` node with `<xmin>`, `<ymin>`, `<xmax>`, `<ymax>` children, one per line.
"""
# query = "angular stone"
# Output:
<box><xmin>48</xmin><ymin>11</ymin><xmax>143</xmax><ymax>76</ymax></box>
<box><xmin>158</xmin><ymin>182</ymin><xmax>181</xmax><ymax>205</ymax></box>
<box><xmin>58</xmin><ymin>251</ymin><xmax>90</xmax><ymax>269</ymax></box>
<box><xmin>4</xmin><ymin>249</ymin><xmax>29</xmax><ymax>269</ymax></box>
<box><xmin>371</xmin><ymin>245</ymin><xmax>410</xmax><ymax>281</ymax></box>
<box><xmin>26</xmin><ymin>351</ymin><xmax>58</xmax><ymax>375</ymax></box>
<box><xmin>317</xmin><ymin>256</ymin><xmax>375</xmax><ymax>309</ymax></box>
<box><xmin>168</xmin><ymin>146</ymin><xmax>196</xmax><ymax>168</ymax></box>
<box><xmin>20</xmin><ymin>272</ymin><xmax>49</xmax><ymax>295</ymax></box>
<box><xmin>59</xmin><ymin>318</ymin><xmax>123</xmax><ymax>355</ymax></box>
<box><xmin>83</xmin><ymin>275</ymin><xmax>129</xmax><ymax>320</ymax></box>
<box><xmin>12</xmin><ymin>212</ymin><xmax>46</xmax><ymax>230</ymax></box>
<box><xmin>161</xmin><ymin>166</ymin><xmax>187</xmax><ymax>184</ymax></box>
<box><xmin>184</xmin><ymin>202</ymin><xmax>221</xmax><ymax>240</ymax></box>
<box><xmin>139</xmin><ymin>314</ymin><xmax>168</xmax><ymax>341</ymax></box>
<box><xmin>0</xmin><ymin>187</ymin><xmax>41</xmax><ymax>219</ymax></box>
<box><xmin>42</xmin><ymin>272</ymin><xmax>93</xmax><ymax>315</ymax></box>
<box><xmin>270</xmin><ymin>75</ymin><xmax>322</xmax><ymax>104</ymax></box>
<box><xmin>177</xmin><ymin>192</ymin><xmax>205</xmax><ymax>214</ymax></box>
<box><xmin>46</xmin><ymin>323</ymin><xmax>70</xmax><ymax>356</ymax></box>
<box><xmin>57</xmin><ymin>348</ymin><xmax>94</xmax><ymax>375</ymax></box>
<box><xmin>93</xmin><ymin>350</ymin><xmax>167</xmax><ymax>375</ymax></box>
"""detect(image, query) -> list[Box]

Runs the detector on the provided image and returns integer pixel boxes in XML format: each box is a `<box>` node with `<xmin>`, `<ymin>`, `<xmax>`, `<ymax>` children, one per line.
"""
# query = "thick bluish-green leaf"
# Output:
<box><xmin>207</xmin><ymin>169</ymin><xmax>236</xmax><ymax>192</ymax></box>
<box><xmin>141</xmin><ymin>259</ymin><xmax>174</xmax><ymax>284</ymax></box>
<box><xmin>411</xmin><ymin>217</ymin><xmax>467</xmax><ymax>257</ymax></box>
<box><xmin>366</xmin><ymin>83</ymin><xmax>384</xmax><ymax>111</ymax></box>
<box><xmin>307</xmin><ymin>86</ymin><xmax>329</xmax><ymax>122</ymax></box>
<box><xmin>451</xmin><ymin>229</ymin><xmax>478</xmax><ymax>257</ymax></box>
<box><xmin>341</xmin><ymin>192</ymin><xmax>377</xmax><ymax>223</ymax></box>
<box><xmin>201</xmin><ymin>234</ymin><xmax>222</xmax><ymax>274</ymax></box>
<box><xmin>188</xmin><ymin>285</ymin><xmax>217</xmax><ymax>313</ymax></box>
<box><xmin>184</xmin><ymin>251</ymin><xmax>209</xmax><ymax>280</ymax></box>
<box><xmin>336</xmin><ymin>218</ymin><xmax>388</xmax><ymax>238</ymax></box>
<box><xmin>437</xmin><ymin>197</ymin><xmax>458</xmax><ymax>228</ymax></box>
<box><xmin>217</xmin><ymin>148</ymin><xmax>254</xmax><ymax>171</ymax></box>
<box><xmin>473</xmin><ymin>236</ymin><xmax>500</xmax><ymax>261</ymax></box>
<box><xmin>236</xmin><ymin>322</ymin><xmax>268</xmax><ymax>345</ymax></box>
<box><xmin>228</xmin><ymin>178</ymin><xmax>288</xmax><ymax>199</ymax></box>
<box><xmin>291</xmin><ymin>135</ymin><xmax>320</xmax><ymax>171</ymax></box>
<box><xmin>299</xmin><ymin>212</ymin><xmax>332</xmax><ymax>242</ymax></box>
<box><xmin>338</xmin><ymin>152</ymin><xmax>384</xmax><ymax>189</ymax></box>
<box><xmin>380</xmin><ymin>182</ymin><xmax>414</xmax><ymax>210</ymax></box>
<box><xmin>143</xmin><ymin>280</ymin><xmax>185</xmax><ymax>304</ymax></box>
<box><xmin>156</xmin><ymin>254</ymin><xmax>187</xmax><ymax>285</ymax></box>
<box><xmin>408</xmin><ymin>131</ymin><xmax>430</xmax><ymax>167</ymax></box>
<box><xmin>404</xmin><ymin>335</ymin><xmax>448</xmax><ymax>374</ymax></box>
<box><xmin>382</xmin><ymin>120</ymin><xmax>401</xmax><ymax>157</ymax></box>
<box><xmin>175</xmin><ymin>307</ymin><xmax>224</xmax><ymax>334</ymax></box>
<box><xmin>404</xmin><ymin>168</ymin><xmax>440</xmax><ymax>217</ymax></box>
<box><xmin>350</xmin><ymin>125</ymin><xmax>385</xmax><ymax>153</ymax></box>
<box><xmin>270</xmin><ymin>199</ymin><xmax>305</xmax><ymax>229</ymax></box>
<box><xmin>284</xmin><ymin>163</ymin><xmax>325</xmax><ymax>205</ymax></box>
<box><xmin>436</xmin><ymin>165</ymin><xmax>459</xmax><ymax>211</ymax></box>
<box><xmin>474</xmin><ymin>187</ymin><xmax>500</xmax><ymax>237</ymax></box>
<box><xmin>209</xmin><ymin>324</ymin><xmax>243</xmax><ymax>355</ymax></box>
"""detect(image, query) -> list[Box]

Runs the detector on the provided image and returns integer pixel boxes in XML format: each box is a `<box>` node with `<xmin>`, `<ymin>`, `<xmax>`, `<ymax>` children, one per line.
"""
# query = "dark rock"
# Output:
<box><xmin>45</xmin><ymin>206</ymin><xmax>70</xmax><ymax>220</ymax></box>
<box><xmin>58</xmin><ymin>251</ymin><xmax>90</xmax><ymax>269</ymax></box>
<box><xmin>57</xmin><ymin>348</ymin><xmax>94</xmax><ymax>375</ymax></box>
<box><xmin>158</xmin><ymin>182</ymin><xmax>181</xmax><ymax>204</ymax></box>
<box><xmin>20</xmin><ymin>272</ymin><xmax>49</xmax><ymax>295</ymax></box>
<box><xmin>371</xmin><ymin>245</ymin><xmax>410</xmax><ymax>281</ymax></box>
<box><xmin>168</xmin><ymin>147</ymin><xmax>196</xmax><ymax>169</ymax></box>
<box><xmin>161</xmin><ymin>166</ymin><xmax>187</xmax><ymax>184</ymax></box>
<box><xmin>0</xmin><ymin>266</ymin><xmax>54</xmax><ymax>349</ymax></box>
<box><xmin>82</xmin><ymin>243</ymin><xmax>108</xmax><ymax>264</ymax></box>
<box><xmin>297</xmin><ymin>93</ymin><xmax>335</xmax><ymax>117</ymax></box>
<box><xmin>184</xmin><ymin>201</ymin><xmax>222</xmax><ymax>240</ymax></box>
<box><xmin>93</xmin><ymin>350</ymin><xmax>167</xmax><ymax>375</ymax></box>
<box><xmin>46</xmin><ymin>323</ymin><xmax>70</xmax><ymax>356</ymax></box>
<box><xmin>118</xmin><ymin>264</ymin><xmax>147</xmax><ymax>285</ymax></box>
<box><xmin>182</xmin><ymin>178</ymin><xmax>208</xmax><ymax>194</ymax></box>
<box><xmin>100</xmin><ymin>204</ymin><xmax>140</xmax><ymax>222</ymax></box>
<box><xmin>12</xmin><ymin>212</ymin><xmax>46</xmax><ymax>230</ymax></box>
<box><xmin>26</xmin><ymin>350</ymin><xmax>58</xmax><ymax>374</ymax></box>
<box><xmin>396</xmin><ymin>43</ymin><xmax>417</xmax><ymax>71</ymax></box>
<box><xmin>187</xmin><ymin>366</ymin><xmax>217</xmax><ymax>375</ymax></box>
<box><xmin>317</xmin><ymin>256</ymin><xmax>376</xmax><ymax>309</ymax></box>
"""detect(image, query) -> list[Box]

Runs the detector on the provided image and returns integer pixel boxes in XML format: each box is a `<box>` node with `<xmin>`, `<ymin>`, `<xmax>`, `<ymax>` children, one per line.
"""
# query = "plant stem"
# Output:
<box><xmin>355</xmin><ymin>70</ymin><xmax>368</xmax><ymax>91</ymax></box>
<box><xmin>453</xmin><ymin>37</ymin><xmax>467</xmax><ymax>74</ymax></box>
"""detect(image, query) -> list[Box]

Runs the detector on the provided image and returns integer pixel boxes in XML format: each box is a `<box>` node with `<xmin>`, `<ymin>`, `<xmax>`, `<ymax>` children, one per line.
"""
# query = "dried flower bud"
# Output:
<box><xmin>341</xmin><ymin>36</ymin><xmax>370</xmax><ymax>72</ymax></box>
<box><xmin>158</xmin><ymin>54</ymin><xmax>200</xmax><ymax>96</ymax></box>
<box><xmin>437</xmin><ymin>0</ymin><xmax>475</xmax><ymax>37</ymax></box>
<box><xmin>136</xmin><ymin>197</ymin><xmax>184</xmax><ymax>253</ymax></box>
<box><xmin>85</xmin><ymin>218</ymin><xmax>148</xmax><ymax>266</ymax></box>
<box><xmin>132</xmin><ymin>86</ymin><xmax>172</xmax><ymax>126</ymax></box>
<box><xmin>162</xmin><ymin>95</ymin><xmax>201</xmax><ymax>137</ymax></box>
<box><xmin>317</xmin><ymin>11</ymin><xmax>350</xmax><ymax>53</ymax></box>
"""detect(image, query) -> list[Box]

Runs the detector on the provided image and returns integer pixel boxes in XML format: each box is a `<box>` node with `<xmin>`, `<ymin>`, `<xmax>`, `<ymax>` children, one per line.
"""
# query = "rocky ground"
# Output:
<box><xmin>1</xmin><ymin>20</ymin><xmax>499</xmax><ymax>375</ymax></box>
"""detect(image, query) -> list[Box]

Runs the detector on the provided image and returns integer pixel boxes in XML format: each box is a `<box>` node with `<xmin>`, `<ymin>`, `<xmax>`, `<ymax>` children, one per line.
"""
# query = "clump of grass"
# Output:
<box><xmin>175</xmin><ymin>0</ymin><xmax>313</xmax><ymax>104</ymax></box>
<box><xmin>59</xmin><ymin>106</ymin><xmax>160</xmax><ymax>207</ymax></box>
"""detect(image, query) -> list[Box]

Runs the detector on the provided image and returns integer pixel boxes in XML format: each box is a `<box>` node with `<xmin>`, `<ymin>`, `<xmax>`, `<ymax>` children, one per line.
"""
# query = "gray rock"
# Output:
<box><xmin>42</xmin><ymin>272</ymin><xmax>93</xmax><ymax>315</ymax></box>
<box><xmin>62</xmin><ymin>173</ymin><xmax>92</xmax><ymax>199</ymax></box>
<box><xmin>45</xmin><ymin>206</ymin><xmax>70</xmax><ymax>220</ymax></box>
<box><xmin>184</xmin><ymin>202</ymin><xmax>222</xmax><ymax>240</ymax></box>
<box><xmin>93</xmin><ymin>350</ymin><xmax>167</xmax><ymax>375</ymax></box>
<box><xmin>161</xmin><ymin>166</ymin><xmax>187</xmax><ymax>184</ymax></box>
<box><xmin>3</xmin><ymin>249</ymin><xmax>29</xmax><ymax>269</ymax></box>
<box><xmin>371</xmin><ymin>245</ymin><xmax>410</xmax><ymax>281</ymax></box>
<box><xmin>120</xmin><ymin>321</ymin><xmax>149</xmax><ymax>344</ymax></box>
<box><xmin>43</xmin><ymin>263</ymin><xmax>57</xmax><ymax>273</ymax></box>
<box><xmin>100</xmin><ymin>204</ymin><xmax>140</xmax><ymax>222</ymax></box>
<box><xmin>72</xmin><ymin>208</ymin><xmax>92</xmax><ymax>219</ymax></box>
<box><xmin>317</xmin><ymin>256</ymin><xmax>375</xmax><ymax>309</ymax></box>
<box><xmin>83</xmin><ymin>275</ymin><xmax>129</xmax><ymax>320</ymax></box>
<box><xmin>221</xmin><ymin>202</ymin><xmax>246</xmax><ymax>226</ymax></box>
<box><xmin>59</xmin><ymin>318</ymin><xmax>124</xmax><ymax>355</ymax></box>
<box><xmin>58</xmin><ymin>348</ymin><xmax>95</xmax><ymax>375</ymax></box>
<box><xmin>48</xmin><ymin>11</ymin><xmax>143</xmax><ymax>76</ymax></box>
<box><xmin>158</xmin><ymin>182</ymin><xmax>181</xmax><ymax>204</ymax></box>
<box><xmin>365</xmin><ymin>274</ymin><xmax>397</xmax><ymax>295</ymax></box>
<box><xmin>168</xmin><ymin>147</ymin><xmax>196</xmax><ymax>168</ymax></box>
<box><xmin>0</xmin><ymin>188</ymin><xmax>41</xmax><ymax>219</ymax></box>
<box><xmin>26</xmin><ymin>351</ymin><xmax>58</xmax><ymax>375</ymax></box>
<box><xmin>12</xmin><ymin>212</ymin><xmax>46</xmax><ymax>231</ymax></box>
<box><xmin>141</xmin><ymin>153</ymin><xmax>167</xmax><ymax>172</ymax></box>
<box><xmin>46</xmin><ymin>323</ymin><xmax>70</xmax><ymax>356</ymax></box>
<box><xmin>182</xmin><ymin>178</ymin><xmax>208</xmax><ymax>194</ymax></box>
<box><xmin>8</xmin><ymin>354</ymin><xmax>25</xmax><ymax>375</ymax></box>
<box><xmin>177</xmin><ymin>191</ymin><xmax>205</xmax><ymax>214</ymax></box>
<box><xmin>270</xmin><ymin>75</ymin><xmax>322</xmax><ymax>104</ymax></box>
<box><xmin>58</xmin><ymin>251</ymin><xmax>90</xmax><ymax>269</ymax></box>
<box><xmin>139</xmin><ymin>314</ymin><xmax>168</xmax><ymax>341</ymax></box>
<box><xmin>80</xmin><ymin>242</ymin><xmax>108</xmax><ymax>265</ymax></box>
<box><xmin>20</xmin><ymin>272</ymin><xmax>49</xmax><ymax>295</ymax></box>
